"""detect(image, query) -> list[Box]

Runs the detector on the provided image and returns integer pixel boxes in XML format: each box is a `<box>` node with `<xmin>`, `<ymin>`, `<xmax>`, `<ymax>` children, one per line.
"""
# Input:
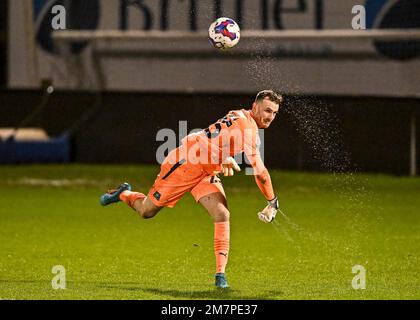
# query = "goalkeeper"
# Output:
<box><xmin>100</xmin><ymin>90</ymin><xmax>283</xmax><ymax>289</ymax></box>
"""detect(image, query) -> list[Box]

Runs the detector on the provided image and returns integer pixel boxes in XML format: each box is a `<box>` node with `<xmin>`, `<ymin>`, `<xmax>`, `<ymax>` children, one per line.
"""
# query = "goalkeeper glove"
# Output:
<box><xmin>221</xmin><ymin>157</ymin><xmax>241</xmax><ymax>177</ymax></box>
<box><xmin>257</xmin><ymin>196</ymin><xmax>279</xmax><ymax>223</ymax></box>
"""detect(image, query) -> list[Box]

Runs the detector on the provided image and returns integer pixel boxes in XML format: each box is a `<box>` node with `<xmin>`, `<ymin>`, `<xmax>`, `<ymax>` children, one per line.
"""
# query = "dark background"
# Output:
<box><xmin>1</xmin><ymin>89</ymin><xmax>418</xmax><ymax>175</ymax></box>
<box><xmin>0</xmin><ymin>1</ymin><xmax>7</xmax><ymax>87</ymax></box>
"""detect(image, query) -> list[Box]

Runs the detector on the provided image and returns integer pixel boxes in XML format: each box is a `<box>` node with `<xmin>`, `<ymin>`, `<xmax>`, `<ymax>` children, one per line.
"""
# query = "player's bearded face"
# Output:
<box><xmin>253</xmin><ymin>99</ymin><xmax>279</xmax><ymax>129</ymax></box>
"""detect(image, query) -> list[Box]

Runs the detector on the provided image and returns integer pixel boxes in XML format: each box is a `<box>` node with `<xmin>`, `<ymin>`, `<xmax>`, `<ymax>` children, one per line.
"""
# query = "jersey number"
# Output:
<box><xmin>204</xmin><ymin>114</ymin><xmax>239</xmax><ymax>139</ymax></box>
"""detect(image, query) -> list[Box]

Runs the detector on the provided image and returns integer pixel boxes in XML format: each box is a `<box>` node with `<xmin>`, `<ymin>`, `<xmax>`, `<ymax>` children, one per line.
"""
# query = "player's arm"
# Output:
<box><xmin>244</xmin><ymin>131</ymin><xmax>279</xmax><ymax>223</ymax></box>
<box><xmin>253</xmin><ymin>162</ymin><xmax>274</xmax><ymax>200</ymax></box>
<box><xmin>252</xmin><ymin>159</ymin><xmax>279</xmax><ymax>223</ymax></box>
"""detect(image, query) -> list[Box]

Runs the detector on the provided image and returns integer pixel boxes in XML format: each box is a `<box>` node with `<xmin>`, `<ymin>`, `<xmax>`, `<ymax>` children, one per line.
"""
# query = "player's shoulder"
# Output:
<box><xmin>229</xmin><ymin>109</ymin><xmax>257</xmax><ymax>128</ymax></box>
<box><xmin>229</xmin><ymin>109</ymin><xmax>249</xmax><ymax>118</ymax></box>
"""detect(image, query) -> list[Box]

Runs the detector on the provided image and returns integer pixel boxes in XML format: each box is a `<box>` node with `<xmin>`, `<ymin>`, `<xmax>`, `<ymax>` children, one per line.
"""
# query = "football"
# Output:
<box><xmin>208</xmin><ymin>17</ymin><xmax>241</xmax><ymax>50</ymax></box>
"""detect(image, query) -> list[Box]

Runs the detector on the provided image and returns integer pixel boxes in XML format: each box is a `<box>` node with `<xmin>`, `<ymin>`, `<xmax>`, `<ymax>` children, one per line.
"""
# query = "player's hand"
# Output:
<box><xmin>221</xmin><ymin>157</ymin><xmax>241</xmax><ymax>177</ymax></box>
<box><xmin>257</xmin><ymin>196</ymin><xmax>279</xmax><ymax>223</ymax></box>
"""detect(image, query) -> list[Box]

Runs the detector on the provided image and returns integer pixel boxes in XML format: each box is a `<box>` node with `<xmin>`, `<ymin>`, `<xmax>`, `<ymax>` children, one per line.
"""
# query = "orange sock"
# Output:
<box><xmin>214</xmin><ymin>221</ymin><xmax>230</xmax><ymax>274</ymax></box>
<box><xmin>120</xmin><ymin>191</ymin><xmax>146</xmax><ymax>208</ymax></box>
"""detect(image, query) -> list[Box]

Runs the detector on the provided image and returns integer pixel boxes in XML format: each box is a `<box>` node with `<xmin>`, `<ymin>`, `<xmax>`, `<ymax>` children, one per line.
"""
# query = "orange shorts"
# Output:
<box><xmin>148</xmin><ymin>150</ymin><xmax>225</xmax><ymax>208</ymax></box>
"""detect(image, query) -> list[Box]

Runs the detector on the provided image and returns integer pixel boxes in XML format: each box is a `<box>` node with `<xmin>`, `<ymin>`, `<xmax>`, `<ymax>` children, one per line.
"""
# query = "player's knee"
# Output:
<box><xmin>214</xmin><ymin>206</ymin><xmax>230</xmax><ymax>222</ymax></box>
<box><xmin>138</xmin><ymin>208</ymin><xmax>157</xmax><ymax>219</ymax></box>
<box><xmin>139</xmin><ymin>210</ymin><xmax>150</xmax><ymax>219</ymax></box>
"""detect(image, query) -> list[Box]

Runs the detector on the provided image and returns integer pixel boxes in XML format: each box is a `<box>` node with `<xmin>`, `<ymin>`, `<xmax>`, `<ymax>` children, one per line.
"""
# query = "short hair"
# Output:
<box><xmin>255</xmin><ymin>90</ymin><xmax>283</xmax><ymax>105</ymax></box>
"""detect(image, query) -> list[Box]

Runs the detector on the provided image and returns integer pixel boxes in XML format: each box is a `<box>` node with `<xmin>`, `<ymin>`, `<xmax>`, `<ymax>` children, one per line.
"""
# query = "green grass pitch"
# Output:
<box><xmin>0</xmin><ymin>164</ymin><xmax>419</xmax><ymax>300</ymax></box>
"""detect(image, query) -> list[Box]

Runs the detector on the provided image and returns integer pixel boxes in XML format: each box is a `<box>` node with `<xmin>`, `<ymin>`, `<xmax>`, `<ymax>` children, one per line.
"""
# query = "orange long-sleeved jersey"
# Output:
<box><xmin>177</xmin><ymin>109</ymin><xmax>275</xmax><ymax>201</ymax></box>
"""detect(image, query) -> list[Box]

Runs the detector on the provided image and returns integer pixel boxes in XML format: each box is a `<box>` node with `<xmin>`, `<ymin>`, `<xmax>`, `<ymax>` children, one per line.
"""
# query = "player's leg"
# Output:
<box><xmin>120</xmin><ymin>191</ymin><xmax>163</xmax><ymax>219</ymax></box>
<box><xmin>100</xmin><ymin>147</ymin><xmax>192</xmax><ymax>218</ymax></box>
<box><xmin>100</xmin><ymin>182</ymin><xmax>163</xmax><ymax>218</ymax></box>
<box><xmin>198</xmin><ymin>192</ymin><xmax>231</xmax><ymax>289</ymax></box>
<box><xmin>199</xmin><ymin>191</ymin><xmax>230</xmax><ymax>222</ymax></box>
